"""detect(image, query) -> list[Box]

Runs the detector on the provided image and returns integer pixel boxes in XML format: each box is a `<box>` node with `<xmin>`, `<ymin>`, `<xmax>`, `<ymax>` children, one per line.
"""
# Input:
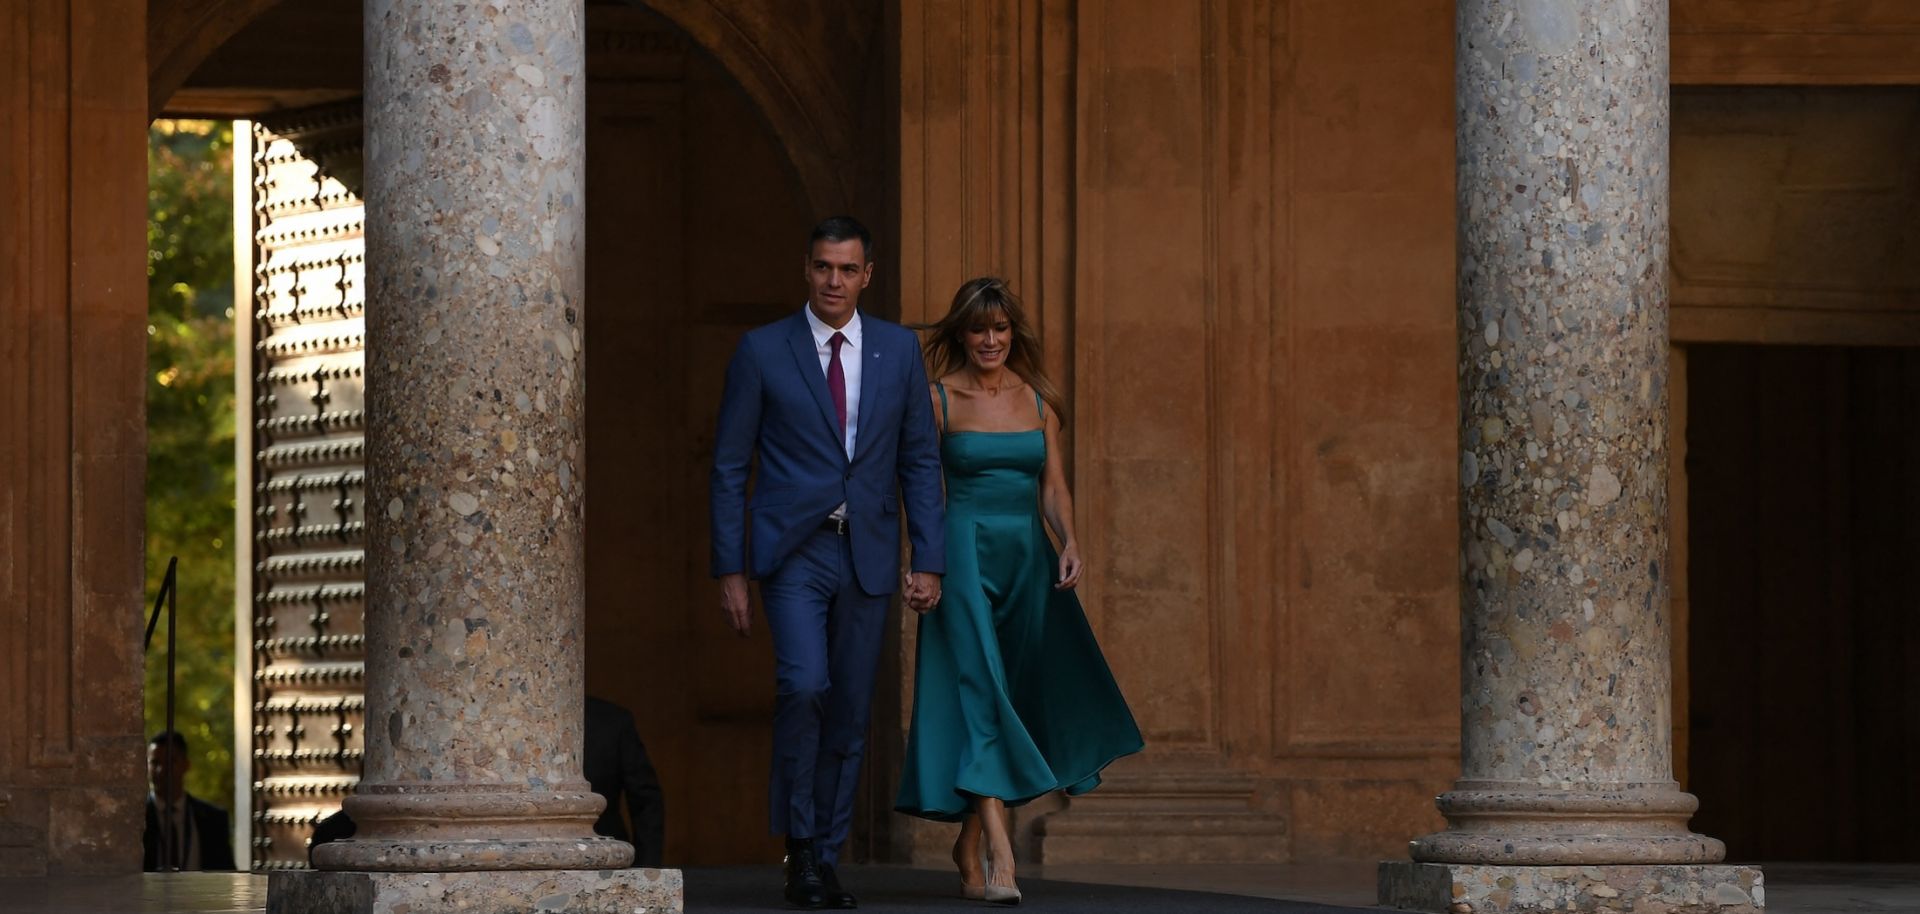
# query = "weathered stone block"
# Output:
<box><xmin>267</xmin><ymin>868</ymin><xmax>682</xmax><ymax>914</ymax></box>
<box><xmin>1030</xmin><ymin>769</ymin><xmax>1290</xmax><ymax>865</ymax></box>
<box><xmin>1379</xmin><ymin>862</ymin><xmax>1763</xmax><ymax>914</ymax></box>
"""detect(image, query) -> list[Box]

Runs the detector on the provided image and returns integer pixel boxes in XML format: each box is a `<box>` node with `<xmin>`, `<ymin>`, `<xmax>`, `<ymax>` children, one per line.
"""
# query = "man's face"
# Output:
<box><xmin>148</xmin><ymin>743</ymin><xmax>189</xmax><ymax>799</ymax></box>
<box><xmin>805</xmin><ymin>238</ymin><xmax>873</xmax><ymax>327</ymax></box>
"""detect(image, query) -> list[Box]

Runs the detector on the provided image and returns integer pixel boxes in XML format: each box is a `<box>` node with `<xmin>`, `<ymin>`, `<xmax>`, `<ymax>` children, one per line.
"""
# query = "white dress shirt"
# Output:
<box><xmin>803</xmin><ymin>303</ymin><xmax>862</xmax><ymax>459</ymax></box>
<box><xmin>804</xmin><ymin>303</ymin><xmax>861</xmax><ymax>522</ymax></box>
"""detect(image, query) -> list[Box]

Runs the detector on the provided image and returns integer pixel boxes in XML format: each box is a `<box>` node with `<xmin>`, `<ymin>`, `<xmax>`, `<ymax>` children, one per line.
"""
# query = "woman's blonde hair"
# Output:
<box><xmin>922</xmin><ymin>277</ymin><xmax>1065</xmax><ymax>419</ymax></box>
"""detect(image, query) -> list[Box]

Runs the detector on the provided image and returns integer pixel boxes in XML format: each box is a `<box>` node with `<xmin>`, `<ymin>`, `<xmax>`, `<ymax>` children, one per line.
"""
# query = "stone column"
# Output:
<box><xmin>270</xmin><ymin>0</ymin><xmax>678</xmax><ymax>910</ymax></box>
<box><xmin>1380</xmin><ymin>3</ymin><xmax>1760</xmax><ymax>912</ymax></box>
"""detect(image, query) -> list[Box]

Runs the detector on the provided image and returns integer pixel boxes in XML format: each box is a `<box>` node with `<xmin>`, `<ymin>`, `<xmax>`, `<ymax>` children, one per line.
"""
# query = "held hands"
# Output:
<box><xmin>718</xmin><ymin>573</ymin><xmax>752</xmax><ymax>636</ymax></box>
<box><xmin>904</xmin><ymin>571</ymin><xmax>943</xmax><ymax>614</ymax></box>
<box><xmin>1055</xmin><ymin>543</ymin><xmax>1084</xmax><ymax>591</ymax></box>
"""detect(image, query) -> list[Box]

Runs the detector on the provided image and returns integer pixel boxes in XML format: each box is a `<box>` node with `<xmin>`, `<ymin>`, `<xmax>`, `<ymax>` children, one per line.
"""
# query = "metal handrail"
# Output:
<box><xmin>142</xmin><ymin>556</ymin><xmax>180</xmax><ymax>872</ymax></box>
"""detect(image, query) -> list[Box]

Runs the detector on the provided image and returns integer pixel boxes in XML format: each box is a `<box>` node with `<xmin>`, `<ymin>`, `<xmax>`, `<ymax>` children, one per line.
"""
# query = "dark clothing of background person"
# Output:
<box><xmin>143</xmin><ymin>794</ymin><xmax>236</xmax><ymax>871</ymax></box>
<box><xmin>584</xmin><ymin>695</ymin><xmax>666</xmax><ymax>866</ymax></box>
<box><xmin>306</xmin><ymin>808</ymin><xmax>357</xmax><ymax>866</ymax></box>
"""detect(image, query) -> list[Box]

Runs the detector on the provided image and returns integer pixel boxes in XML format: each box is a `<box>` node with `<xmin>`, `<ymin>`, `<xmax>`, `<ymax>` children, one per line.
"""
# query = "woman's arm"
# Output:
<box><xmin>1039</xmin><ymin>403</ymin><xmax>1083</xmax><ymax>589</ymax></box>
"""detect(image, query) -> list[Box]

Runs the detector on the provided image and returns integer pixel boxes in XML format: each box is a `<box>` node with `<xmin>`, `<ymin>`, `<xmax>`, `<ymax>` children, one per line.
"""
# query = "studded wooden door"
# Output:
<box><xmin>240</xmin><ymin>104</ymin><xmax>368</xmax><ymax>870</ymax></box>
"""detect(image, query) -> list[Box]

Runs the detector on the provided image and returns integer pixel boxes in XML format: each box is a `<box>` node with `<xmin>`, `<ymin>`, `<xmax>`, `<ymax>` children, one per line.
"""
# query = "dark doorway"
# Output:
<box><xmin>1685</xmin><ymin>343</ymin><xmax>1920</xmax><ymax>861</ymax></box>
<box><xmin>579</xmin><ymin>4</ymin><xmax>815</xmax><ymax>865</ymax></box>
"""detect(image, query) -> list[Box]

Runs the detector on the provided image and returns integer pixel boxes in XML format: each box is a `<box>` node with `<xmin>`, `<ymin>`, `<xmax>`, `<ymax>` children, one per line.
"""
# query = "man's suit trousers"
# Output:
<box><xmin>760</xmin><ymin>526</ymin><xmax>890</xmax><ymax>865</ymax></box>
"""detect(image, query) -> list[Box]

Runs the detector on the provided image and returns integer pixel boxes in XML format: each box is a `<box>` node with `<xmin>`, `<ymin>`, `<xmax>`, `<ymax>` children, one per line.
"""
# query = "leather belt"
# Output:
<box><xmin>821</xmin><ymin>516</ymin><xmax>849</xmax><ymax>535</ymax></box>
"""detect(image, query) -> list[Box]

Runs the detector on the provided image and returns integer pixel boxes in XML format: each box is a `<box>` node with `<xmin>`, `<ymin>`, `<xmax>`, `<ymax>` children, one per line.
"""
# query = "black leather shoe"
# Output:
<box><xmin>818</xmin><ymin>861</ymin><xmax>858</xmax><ymax>909</ymax></box>
<box><xmin>783</xmin><ymin>837</ymin><xmax>828</xmax><ymax>909</ymax></box>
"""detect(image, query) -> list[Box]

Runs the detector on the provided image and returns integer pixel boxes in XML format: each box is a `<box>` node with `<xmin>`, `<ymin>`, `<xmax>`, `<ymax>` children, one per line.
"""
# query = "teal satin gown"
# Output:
<box><xmin>894</xmin><ymin>386</ymin><xmax>1144</xmax><ymax>822</ymax></box>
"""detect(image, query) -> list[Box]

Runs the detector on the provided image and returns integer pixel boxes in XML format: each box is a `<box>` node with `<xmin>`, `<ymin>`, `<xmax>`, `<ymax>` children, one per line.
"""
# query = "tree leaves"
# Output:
<box><xmin>144</xmin><ymin>120</ymin><xmax>238</xmax><ymax>813</ymax></box>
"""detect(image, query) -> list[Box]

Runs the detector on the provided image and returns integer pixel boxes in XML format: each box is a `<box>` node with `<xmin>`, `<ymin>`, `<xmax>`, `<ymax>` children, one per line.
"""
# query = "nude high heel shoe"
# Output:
<box><xmin>956</xmin><ymin>837</ymin><xmax>987</xmax><ymax>900</ymax></box>
<box><xmin>983</xmin><ymin>852</ymin><xmax>1021</xmax><ymax>905</ymax></box>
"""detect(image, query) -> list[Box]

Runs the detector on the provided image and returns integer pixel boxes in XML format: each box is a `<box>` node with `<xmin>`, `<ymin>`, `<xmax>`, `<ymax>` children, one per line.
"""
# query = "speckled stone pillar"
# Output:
<box><xmin>303</xmin><ymin>0</ymin><xmax>630</xmax><ymax>879</ymax></box>
<box><xmin>1382</xmin><ymin>2</ymin><xmax>1759</xmax><ymax>911</ymax></box>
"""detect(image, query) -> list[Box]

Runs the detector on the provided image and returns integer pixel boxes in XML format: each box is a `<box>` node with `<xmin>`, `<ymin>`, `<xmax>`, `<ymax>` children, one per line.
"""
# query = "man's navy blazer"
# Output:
<box><xmin>709</xmin><ymin>309</ymin><xmax>945</xmax><ymax>595</ymax></box>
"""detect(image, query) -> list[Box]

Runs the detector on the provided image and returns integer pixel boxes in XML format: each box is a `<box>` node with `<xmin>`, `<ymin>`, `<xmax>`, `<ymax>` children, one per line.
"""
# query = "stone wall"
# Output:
<box><xmin>896</xmin><ymin>0</ymin><xmax>1920</xmax><ymax>866</ymax></box>
<box><xmin>1671</xmin><ymin>86</ymin><xmax>1920</xmax><ymax>347</ymax></box>
<box><xmin>896</xmin><ymin>0</ymin><xmax>1460</xmax><ymax>863</ymax></box>
<box><xmin>1674</xmin><ymin>0</ymin><xmax>1920</xmax><ymax>85</ymax></box>
<box><xmin>0</xmin><ymin>0</ymin><xmax>150</xmax><ymax>877</ymax></box>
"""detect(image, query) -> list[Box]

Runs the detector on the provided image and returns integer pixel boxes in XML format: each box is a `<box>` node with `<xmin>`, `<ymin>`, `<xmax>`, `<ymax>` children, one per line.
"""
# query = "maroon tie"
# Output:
<box><xmin>828</xmin><ymin>331</ymin><xmax>848</xmax><ymax>441</ymax></box>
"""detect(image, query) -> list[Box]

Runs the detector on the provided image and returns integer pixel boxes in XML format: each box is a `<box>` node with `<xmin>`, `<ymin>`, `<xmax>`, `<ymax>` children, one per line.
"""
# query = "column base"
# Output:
<box><xmin>1412</xmin><ymin>782</ymin><xmax>1727</xmax><ymax>865</ymax></box>
<box><xmin>315</xmin><ymin>788</ymin><xmax>632</xmax><ymax>871</ymax></box>
<box><xmin>1378</xmin><ymin>862</ymin><xmax>1763</xmax><ymax>914</ymax></box>
<box><xmin>313</xmin><ymin>835</ymin><xmax>635</xmax><ymax>872</ymax></box>
<box><xmin>267</xmin><ymin>868</ymin><xmax>683</xmax><ymax>914</ymax></box>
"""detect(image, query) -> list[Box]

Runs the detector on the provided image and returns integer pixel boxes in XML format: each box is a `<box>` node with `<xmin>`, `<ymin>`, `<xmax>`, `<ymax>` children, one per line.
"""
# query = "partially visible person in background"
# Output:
<box><xmin>306</xmin><ymin>807</ymin><xmax>357</xmax><ymax>866</ymax></box>
<box><xmin>144</xmin><ymin>730</ymin><xmax>236</xmax><ymax>871</ymax></box>
<box><xmin>584</xmin><ymin>695</ymin><xmax>666</xmax><ymax>867</ymax></box>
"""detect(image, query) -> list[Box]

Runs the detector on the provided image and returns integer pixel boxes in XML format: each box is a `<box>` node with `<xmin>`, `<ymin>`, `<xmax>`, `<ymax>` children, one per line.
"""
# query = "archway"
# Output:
<box><xmin>148</xmin><ymin>0</ymin><xmax>868</xmax><ymax>867</ymax></box>
<box><xmin>575</xmin><ymin>5</ymin><xmax>815</xmax><ymax>864</ymax></box>
<box><xmin>153</xmin><ymin>0</ymin><xmax>860</xmax><ymax>218</ymax></box>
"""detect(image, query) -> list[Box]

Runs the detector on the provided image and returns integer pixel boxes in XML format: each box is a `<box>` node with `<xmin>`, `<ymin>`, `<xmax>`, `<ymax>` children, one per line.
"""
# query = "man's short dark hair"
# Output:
<box><xmin>150</xmin><ymin>730</ymin><xmax>189</xmax><ymax>753</ymax></box>
<box><xmin>809</xmin><ymin>216</ymin><xmax>873</xmax><ymax>262</ymax></box>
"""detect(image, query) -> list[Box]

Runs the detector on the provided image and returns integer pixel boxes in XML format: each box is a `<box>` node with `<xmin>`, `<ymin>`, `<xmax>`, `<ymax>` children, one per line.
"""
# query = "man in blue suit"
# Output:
<box><xmin>710</xmin><ymin>216</ymin><xmax>945</xmax><ymax>909</ymax></box>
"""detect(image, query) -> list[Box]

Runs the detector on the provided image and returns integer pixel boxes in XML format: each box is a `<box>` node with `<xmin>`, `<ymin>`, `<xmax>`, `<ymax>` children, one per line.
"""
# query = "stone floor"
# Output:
<box><xmin>0</xmin><ymin>862</ymin><xmax>1912</xmax><ymax>912</ymax></box>
<box><xmin>1031</xmin><ymin>863</ymin><xmax>1920</xmax><ymax>912</ymax></box>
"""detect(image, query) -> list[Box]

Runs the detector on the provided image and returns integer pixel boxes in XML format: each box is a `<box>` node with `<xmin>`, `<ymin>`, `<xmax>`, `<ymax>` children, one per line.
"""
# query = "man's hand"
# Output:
<box><xmin>718</xmin><ymin>573</ymin><xmax>751</xmax><ymax>636</ymax></box>
<box><xmin>905</xmin><ymin>571</ymin><xmax>942</xmax><ymax>614</ymax></box>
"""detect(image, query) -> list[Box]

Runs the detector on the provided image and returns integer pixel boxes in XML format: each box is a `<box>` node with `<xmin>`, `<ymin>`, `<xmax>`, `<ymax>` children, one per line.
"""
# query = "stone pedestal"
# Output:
<box><xmin>1030</xmin><ymin>767</ymin><xmax>1289</xmax><ymax>865</ymax></box>
<box><xmin>273</xmin><ymin>2</ymin><xmax>680</xmax><ymax>910</ymax></box>
<box><xmin>268</xmin><ymin>869</ymin><xmax>683</xmax><ymax>914</ymax></box>
<box><xmin>1380</xmin><ymin>863</ymin><xmax>1762</xmax><ymax>914</ymax></box>
<box><xmin>1382</xmin><ymin>1</ymin><xmax>1756</xmax><ymax>910</ymax></box>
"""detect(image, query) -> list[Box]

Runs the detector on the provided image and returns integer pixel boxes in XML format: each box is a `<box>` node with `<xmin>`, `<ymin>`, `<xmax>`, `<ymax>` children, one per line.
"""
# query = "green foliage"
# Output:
<box><xmin>144</xmin><ymin>120</ymin><xmax>238</xmax><ymax>812</ymax></box>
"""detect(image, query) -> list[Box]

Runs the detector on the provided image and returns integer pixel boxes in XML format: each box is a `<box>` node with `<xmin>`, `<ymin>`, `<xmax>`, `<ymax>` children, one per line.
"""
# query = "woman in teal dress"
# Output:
<box><xmin>896</xmin><ymin>277</ymin><xmax>1144</xmax><ymax>904</ymax></box>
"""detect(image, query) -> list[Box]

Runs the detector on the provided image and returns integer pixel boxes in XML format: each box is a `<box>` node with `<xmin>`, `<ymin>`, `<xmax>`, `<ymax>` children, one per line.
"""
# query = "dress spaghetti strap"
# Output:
<box><xmin>936</xmin><ymin>380</ymin><xmax>951</xmax><ymax>431</ymax></box>
<box><xmin>1033</xmin><ymin>388</ymin><xmax>1043</xmax><ymax>421</ymax></box>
